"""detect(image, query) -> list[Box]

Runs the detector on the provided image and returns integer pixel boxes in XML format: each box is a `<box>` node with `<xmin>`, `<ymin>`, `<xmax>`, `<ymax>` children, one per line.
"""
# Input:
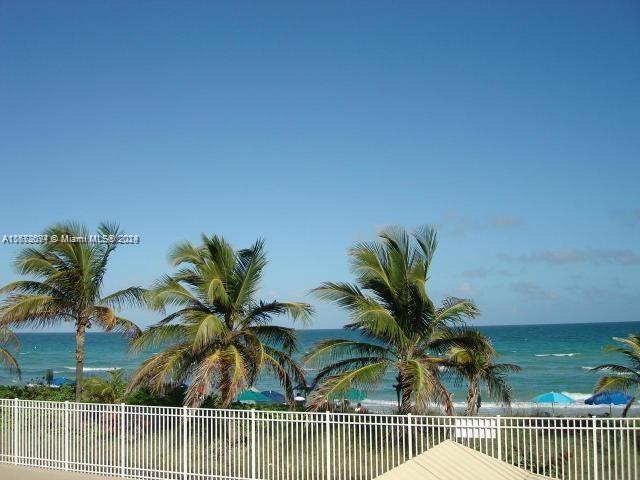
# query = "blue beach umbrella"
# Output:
<box><xmin>261</xmin><ymin>390</ymin><xmax>286</xmax><ymax>403</ymax></box>
<box><xmin>532</xmin><ymin>392</ymin><xmax>574</xmax><ymax>404</ymax></box>
<box><xmin>585</xmin><ymin>391</ymin><xmax>632</xmax><ymax>406</ymax></box>
<box><xmin>50</xmin><ymin>377</ymin><xmax>75</xmax><ymax>387</ymax></box>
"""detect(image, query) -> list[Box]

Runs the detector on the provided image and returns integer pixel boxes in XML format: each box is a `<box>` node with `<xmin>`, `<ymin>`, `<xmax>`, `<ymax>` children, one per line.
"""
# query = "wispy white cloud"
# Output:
<box><xmin>489</xmin><ymin>215</ymin><xmax>524</xmax><ymax>230</ymax></box>
<box><xmin>510</xmin><ymin>281</ymin><xmax>557</xmax><ymax>299</ymax></box>
<box><xmin>462</xmin><ymin>267</ymin><xmax>513</xmax><ymax>278</ymax></box>
<box><xmin>611</xmin><ymin>208</ymin><xmax>640</xmax><ymax>228</ymax></box>
<box><xmin>462</xmin><ymin>267</ymin><xmax>491</xmax><ymax>278</ymax></box>
<box><xmin>453</xmin><ymin>282</ymin><xmax>479</xmax><ymax>297</ymax></box>
<box><xmin>437</xmin><ymin>210</ymin><xmax>524</xmax><ymax>237</ymax></box>
<box><xmin>499</xmin><ymin>249</ymin><xmax>640</xmax><ymax>266</ymax></box>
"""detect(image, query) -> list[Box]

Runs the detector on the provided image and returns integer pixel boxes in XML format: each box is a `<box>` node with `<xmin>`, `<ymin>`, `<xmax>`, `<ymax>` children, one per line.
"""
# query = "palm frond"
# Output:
<box><xmin>183</xmin><ymin>350</ymin><xmax>223</xmax><ymax>407</ymax></box>
<box><xmin>146</xmin><ymin>275</ymin><xmax>205</xmax><ymax>311</ymax></box>
<box><xmin>308</xmin><ymin>361</ymin><xmax>388</xmax><ymax>411</ymax></box>
<box><xmin>100</xmin><ymin>287</ymin><xmax>147</xmax><ymax>310</ymax></box>
<box><xmin>127</xmin><ymin>344</ymin><xmax>193</xmax><ymax>395</ymax></box>
<box><xmin>168</xmin><ymin>241</ymin><xmax>205</xmax><ymax>267</ymax></box>
<box><xmin>313</xmin><ymin>356</ymin><xmax>386</xmax><ymax>385</ymax></box>
<box><xmin>191</xmin><ymin>314</ymin><xmax>227</xmax><ymax>353</ymax></box>
<box><xmin>110</xmin><ymin>316</ymin><xmax>142</xmax><ymax>339</ymax></box>
<box><xmin>595</xmin><ymin>375</ymin><xmax>640</xmax><ymax>393</ymax></box>
<box><xmin>435</xmin><ymin>297</ymin><xmax>480</xmax><ymax>324</ymax></box>
<box><xmin>412</xmin><ymin>225</ymin><xmax>438</xmax><ymax>274</ymax></box>
<box><xmin>0</xmin><ymin>327</ymin><xmax>20</xmax><ymax>350</ymax></box>
<box><xmin>130</xmin><ymin>324</ymin><xmax>190</xmax><ymax>353</ymax></box>
<box><xmin>0</xmin><ymin>294</ymin><xmax>72</xmax><ymax>328</ymax></box>
<box><xmin>0</xmin><ymin>346</ymin><xmax>21</xmax><ymax>379</ymax></box>
<box><xmin>247</xmin><ymin>325</ymin><xmax>297</xmax><ymax>353</ymax></box>
<box><xmin>304</xmin><ymin>339</ymin><xmax>390</xmax><ymax>366</ymax></box>
<box><xmin>400</xmin><ymin>358</ymin><xmax>451</xmax><ymax>414</ymax></box>
<box><xmin>262</xmin><ymin>346</ymin><xmax>307</xmax><ymax>403</ymax></box>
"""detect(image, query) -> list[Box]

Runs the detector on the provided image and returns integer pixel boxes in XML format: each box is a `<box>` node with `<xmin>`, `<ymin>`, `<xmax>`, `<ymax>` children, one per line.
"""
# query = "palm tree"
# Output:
<box><xmin>447</xmin><ymin>331</ymin><xmax>520</xmax><ymax>416</ymax></box>
<box><xmin>304</xmin><ymin>225</ymin><xmax>480</xmax><ymax>415</ymax></box>
<box><xmin>0</xmin><ymin>222</ymin><xmax>144</xmax><ymax>401</ymax></box>
<box><xmin>0</xmin><ymin>327</ymin><xmax>21</xmax><ymax>379</ymax></box>
<box><xmin>83</xmin><ymin>369</ymin><xmax>127</xmax><ymax>404</ymax></box>
<box><xmin>592</xmin><ymin>333</ymin><xmax>640</xmax><ymax>417</ymax></box>
<box><xmin>128</xmin><ymin>234</ymin><xmax>313</xmax><ymax>407</ymax></box>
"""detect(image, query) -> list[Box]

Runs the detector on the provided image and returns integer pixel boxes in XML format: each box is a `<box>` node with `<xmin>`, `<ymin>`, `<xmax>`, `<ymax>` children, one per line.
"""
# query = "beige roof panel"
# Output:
<box><xmin>374</xmin><ymin>440</ymin><xmax>548</xmax><ymax>480</ymax></box>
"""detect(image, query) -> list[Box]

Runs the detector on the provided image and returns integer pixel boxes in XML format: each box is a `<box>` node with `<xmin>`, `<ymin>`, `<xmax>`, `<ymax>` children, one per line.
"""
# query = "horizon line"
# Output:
<box><xmin>12</xmin><ymin>318</ymin><xmax>640</xmax><ymax>334</ymax></box>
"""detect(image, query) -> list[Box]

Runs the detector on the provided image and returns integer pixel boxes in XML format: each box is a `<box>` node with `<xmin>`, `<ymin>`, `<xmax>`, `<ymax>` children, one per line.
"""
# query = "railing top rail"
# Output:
<box><xmin>1</xmin><ymin>397</ymin><xmax>638</xmax><ymax>423</ymax></box>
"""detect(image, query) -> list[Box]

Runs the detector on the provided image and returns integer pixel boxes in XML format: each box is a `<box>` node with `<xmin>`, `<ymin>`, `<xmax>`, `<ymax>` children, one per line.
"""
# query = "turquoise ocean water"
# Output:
<box><xmin>4</xmin><ymin>322</ymin><xmax>639</xmax><ymax>405</ymax></box>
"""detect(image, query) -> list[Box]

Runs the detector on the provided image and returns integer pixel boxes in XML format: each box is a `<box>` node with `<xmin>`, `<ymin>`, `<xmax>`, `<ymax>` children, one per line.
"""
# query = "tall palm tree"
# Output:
<box><xmin>447</xmin><ymin>331</ymin><xmax>520</xmax><ymax>416</ymax></box>
<box><xmin>0</xmin><ymin>327</ymin><xmax>21</xmax><ymax>379</ymax></box>
<box><xmin>592</xmin><ymin>333</ymin><xmax>640</xmax><ymax>417</ymax></box>
<box><xmin>304</xmin><ymin>225</ymin><xmax>480</xmax><ymax>415</ymax></box>
<box><xmin>0</xmin><ymin>222</ymin><xmax>144</xmax><ymax>400</ymax></box>
<box><xmin>128</xmin><ymin>234</ymin><xmax>313</xmax><ymax>407</ymax></box>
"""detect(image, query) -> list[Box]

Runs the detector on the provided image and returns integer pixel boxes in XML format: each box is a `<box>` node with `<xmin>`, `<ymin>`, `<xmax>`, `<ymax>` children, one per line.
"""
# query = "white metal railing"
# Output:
<box><xmin>0</xmin><ymin>398</ymin><xmax>638</xmax><ymax>479</ymax></box>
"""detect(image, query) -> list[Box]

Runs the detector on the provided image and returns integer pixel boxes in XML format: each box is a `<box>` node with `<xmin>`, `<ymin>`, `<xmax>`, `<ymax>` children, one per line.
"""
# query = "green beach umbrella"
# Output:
<box><xmin>237</xmin><ymin>388</ymin><xmax>271</xmax><ymax>404</ymax></box>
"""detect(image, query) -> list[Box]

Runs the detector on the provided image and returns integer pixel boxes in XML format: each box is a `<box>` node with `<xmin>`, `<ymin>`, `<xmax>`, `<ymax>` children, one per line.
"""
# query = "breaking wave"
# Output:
<box><xmin>65</xmin><ymin>367</ymin><xmax>119</xmax><ymax>372</ymax></box>
<box><xmin>535</xmin><ymin>353</ymin><xmax>580</xmax><ymax>357</ymax></box>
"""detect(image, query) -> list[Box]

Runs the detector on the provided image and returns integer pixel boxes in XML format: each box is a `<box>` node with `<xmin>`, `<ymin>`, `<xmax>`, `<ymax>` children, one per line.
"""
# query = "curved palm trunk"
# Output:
<box><xmin>465</xmin><ymin>377</ymin><xmax>480</xmax><ymax>416</ymax></box>
<box><xmin>622</xmin><ymin>396</ymin><xmax>635</xmax><ymax>418</ymax></box>
<box><xmin>75</xmin><ymin>322</ymin><xmax>86</xmax><ymax>401</ymax></box>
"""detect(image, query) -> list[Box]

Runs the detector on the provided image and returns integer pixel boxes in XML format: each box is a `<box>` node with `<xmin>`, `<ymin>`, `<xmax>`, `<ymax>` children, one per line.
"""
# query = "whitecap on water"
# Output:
<box><xmin>535</xmin><ymin>353</ymin><xmax>579</xmax><ymax>357</ymax></box>
<box><xmin>64</xmin><ymin>366</ymin><xmax>119</xmax><ymax>372</ymax></box>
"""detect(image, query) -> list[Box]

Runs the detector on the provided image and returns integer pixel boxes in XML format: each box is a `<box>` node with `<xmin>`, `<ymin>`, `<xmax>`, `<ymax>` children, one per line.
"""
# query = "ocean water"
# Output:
<box><xmin>4</xmin><ymin>322</ymin><xmax>639</xmax><ymax>406</ymax></box>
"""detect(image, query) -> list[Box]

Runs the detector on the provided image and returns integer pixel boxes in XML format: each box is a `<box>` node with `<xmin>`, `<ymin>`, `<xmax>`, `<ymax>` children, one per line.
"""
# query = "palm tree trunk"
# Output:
<box><xmin>622</xmin><ymin>396</ymin><xmax>636</xmax><ymax>418</ymax></box>
<box><xmin>75</xmin><ymin>321</ymin><xmax>87</xmax><ymax>401</ymax></box>
<box><xmin>465</xmin><ymin>377</ymin><xmax>480</xmax><ymax>416</ymax></box>
<box><xmin>400</xmin><ymin>385</ymin><xmax>412</xmax><ymax>414</ymax></box>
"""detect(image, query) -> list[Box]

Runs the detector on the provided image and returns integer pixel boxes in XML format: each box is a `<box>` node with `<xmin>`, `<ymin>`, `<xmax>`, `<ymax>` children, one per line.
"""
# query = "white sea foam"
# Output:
<box><xmin>561</xmin><ymin>391</ymin><xmax>591</xmax><ymax>401</ymax></box>
<box><xmin>65</xmin><ymin>367</ymin><xmax>119</xmax><ymax>372</ymax></box>
<box><xmin>535</xmin><ymin>353</ymin><xmax>579</xmax><ymax>357</ymax></box>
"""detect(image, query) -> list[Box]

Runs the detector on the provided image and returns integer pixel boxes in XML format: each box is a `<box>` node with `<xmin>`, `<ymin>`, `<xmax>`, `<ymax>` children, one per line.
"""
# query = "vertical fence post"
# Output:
<box><xmin>183</xmin><ymin>406</ymin><xmax>188</xmax><ymax>480</ymax></box>
<box><xmin>64</xmin><ymin>401</ymin><xmax>69</xmax><ymax>471</ymax></box>
<box><xmin>592</xmin><ymin>415</ymin><xmax>598</xmax><ymax>480</ymax></box>
<box><xmin>120</xmin><ymin>403</ymin><xmax>126</xmax><ymax>478</ymax></box>
<box><xmin>325</xmin><ymin>411</ymin><xmax>331</xmax><ymax>480</ymax></box>
<box><xmin>251</xmin><ymin>409</ymin><xmax>256</xmax><ymax>479</ymax></box>
<box><xmin>496</xmin><ymin>415</ymin><xmax>502</xmax><ymax>461</ymax></box>
<box><xmin>12</xmin><ymin>398</ymin><xmax>18</xmax><ymax>465</ymax></box>
<box><xmin>407</xmin><ymin>413</ymin><xmax>413</xmax><ymax>459</ymax></box>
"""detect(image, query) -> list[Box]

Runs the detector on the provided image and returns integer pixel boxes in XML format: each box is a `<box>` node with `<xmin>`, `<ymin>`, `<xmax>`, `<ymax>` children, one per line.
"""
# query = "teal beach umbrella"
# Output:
<box><xmin>237</xmin><ymin>388</ymin><xmax>271</xmax><ymax>404</ymax></box>
<box><xmin>532</xmin><ymin>392</ymin><xmax>574</xmax><ymax>404</ymax></box>
<box><xmin>532</xmin><ymin>392</ymin><xmax>574</xmax><ymax>413</ymax></box>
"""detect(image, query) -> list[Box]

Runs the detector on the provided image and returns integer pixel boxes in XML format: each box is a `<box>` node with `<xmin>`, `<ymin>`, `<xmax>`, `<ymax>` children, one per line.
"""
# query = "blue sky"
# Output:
<box><xmin>0</xmin><ymin>1</ymin><xmax>638</xmax><ymax>329</ymax></box>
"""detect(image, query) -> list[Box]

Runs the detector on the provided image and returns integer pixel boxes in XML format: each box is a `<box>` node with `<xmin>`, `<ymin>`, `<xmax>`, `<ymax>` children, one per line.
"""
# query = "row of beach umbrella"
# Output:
<box><xmin>238</xmin><ymin>388</ymin><xmax>634</xmax><ymax>414</ymax></box>
<box><xmin>532</xmin><ymin>391</ymin><xmax>632</xmax><ymax>405</ymax></box>
<box><xmin>236</xmin><ymin>387</ymin><xmax>366</xmax><ymax>405</ymax></box>
<box><xmin>532</xmin><ymin>391</ymin><xmax>632</xmax><ymax>414</ymax></box>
